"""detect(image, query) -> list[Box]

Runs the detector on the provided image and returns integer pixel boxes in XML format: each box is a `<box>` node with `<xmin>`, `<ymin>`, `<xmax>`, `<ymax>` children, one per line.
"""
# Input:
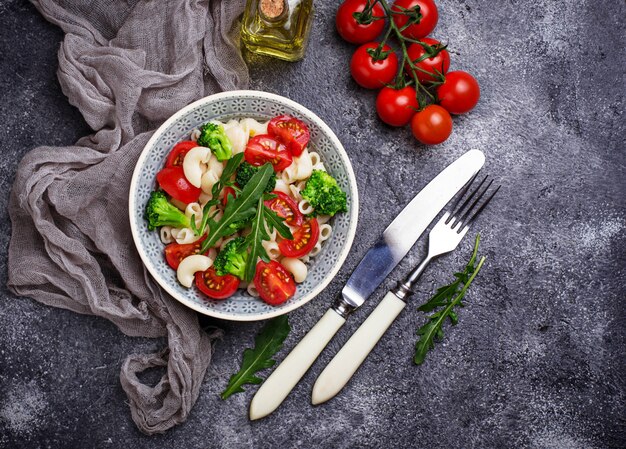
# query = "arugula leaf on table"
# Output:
<box><xmin>243</xmin><ymin>195</ymin><xmax>294</xmax><ymax>282</ymax></box>
<box><xmin>200</xmin><ymin>163</ymin><xmax>274</xmax><ymax>253</ymax></box>
<box><xmin>191</xmin><ymin>152</ymin><xmax>244</xmax><ymax>236</ymax></box>
<box><xmin>414</xmin><ymin>234</ymin><xmax>486</xmax><ymax>365</ymax></box>
<box><xmin>221</xmin><ymin>315</ymin><xmax>291</xmax><ymax>400</ymax></box>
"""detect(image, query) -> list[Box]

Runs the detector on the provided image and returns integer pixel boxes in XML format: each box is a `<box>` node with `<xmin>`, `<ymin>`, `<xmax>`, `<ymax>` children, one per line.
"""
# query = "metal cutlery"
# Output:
<box><xmin>249</xmin><ymin>149</ymin><xmax>486</xmax><ymax>420</ymax></box>
<box><xmin>311</xmin><ymin>175</ymin><xmax>500</xmax><ymax>405</ymax></box>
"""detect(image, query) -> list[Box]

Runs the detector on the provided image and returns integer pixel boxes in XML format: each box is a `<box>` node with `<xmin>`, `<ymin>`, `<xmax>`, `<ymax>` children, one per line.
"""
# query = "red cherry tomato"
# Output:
<box><xmin>164</xmin><ymin>238</ymin><xmax>205</xmax><ymax>270</ymax></box>
<box><xmin>156</xmin><ymin>166</ymin><xmax>201</xmax><ymax>204</ymax></box>
<box><xmin>405</xmin><ymin>38</ymin><xmax>450</xmax><ymax>84</ymax></box>
<box><xmin>222</xmin><ymin>186</ymin><xmax>236</xmax><ymax>207</ymax></box>
<box><xmin>410</xmin><ymin>105</ymin><xmax>453</xmax><ymax>145</ymax></box>
<box><xmin>195</xmin><ymin>267</ymin><xmax>240</xmax><ymax>300</ymax></box>
<box><xmin>165</xmin><ymin>141</ymin><xmax>197</xmax><ymax>167</ymax></box>
<box><xmin>436</xmin><ymin>71</ymin><xmax>480</xmax><ymax>114</ymax></box>
<box><xmin>264</xmin><ymin>191</ymin><xmax>303</xmax><ymax>227</ymax></box>
<box><xmin>375</xmin><ymin>86</ymin><xmax>419</xmax><ymax>127</ymax></box>
<box><xmin>391</xmin><ymin>0</ymin><xmax>438</xmax><ymax>39</ymax></box>
<box><xmin>253</xmin><ymin>260</ymin><xmax>296</xmax><ymax>306</ymax></box>
<box><xmin>279</xmin><ymin>219</ymin><xmax>320</xmax><ymax>258</ymax></box>
<box><xmin>336</xmin><ymin>0</ymin><xmax>385</xmax><ymax>44</ymax></box>
<box><xmin>244</xmin><ymin>134</ymin><xmax>293</xmax><ymax>171</ymax></box>
<box><xmin>268</xmin><ymin>115</ymin><xmax>310</xmax><ymax>157</ymax></box>
<box><xmin>350</xmin><ymin>42</ymin><xmax>398</xmax><ymax>89</ymax></box>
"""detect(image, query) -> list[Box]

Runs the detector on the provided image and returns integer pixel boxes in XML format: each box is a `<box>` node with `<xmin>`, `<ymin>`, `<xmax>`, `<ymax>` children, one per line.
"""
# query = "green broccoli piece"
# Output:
<box><xmin>235</xmin><ymin>161</ymin><xmax>276</xmax><ymax>193</ymax></box>
<box><xmin>197</xmin><ymin>122</ymin><xmax>233</xmax><ymax>161</ymax></box>
<box><xmin>301</xmin><ymin>170</ymin><xmax>348</xmax><ymax>217</ymax></box>
<box><xmin>213</xmin><ymin>237</ymin><xmax>248</xmax><ymax>279</ymax></box>
<box><xmin>145</xmin><ymin>191</ymin><xmax>191</xmax><ymax>231</ymax></box>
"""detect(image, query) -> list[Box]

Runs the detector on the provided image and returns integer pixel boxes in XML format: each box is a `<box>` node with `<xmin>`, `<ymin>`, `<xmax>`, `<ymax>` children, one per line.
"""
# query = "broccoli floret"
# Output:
<box><xmin>235</xmin><ymin>161</ymin><xmax>276</xmax><ymax>193</ymax></box>
<box><xmin>213</xmin><ymin>237</ymin><xmax>248</xmax><ymax>279</ymax></box>
<box><xmin>145</xmin><ymin>191</ymin><xmax>191</xmax><ymax>231</ymax></box>
<box><xmin>300</xmin><ymin>170</ymin><xmax>348</xmax><ymax>217</ymax></box>
<box><xmin>197</xmin><ymin>122</ymin><xmax>233</xmax><ymax>161</ymax></box>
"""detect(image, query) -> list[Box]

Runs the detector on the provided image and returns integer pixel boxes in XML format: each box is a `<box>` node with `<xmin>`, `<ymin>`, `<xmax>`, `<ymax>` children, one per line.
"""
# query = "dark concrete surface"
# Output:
<box><xmin>1</xmin><ymin>0</ymin><xmax>625</xmax><ymax>448</ymax></box>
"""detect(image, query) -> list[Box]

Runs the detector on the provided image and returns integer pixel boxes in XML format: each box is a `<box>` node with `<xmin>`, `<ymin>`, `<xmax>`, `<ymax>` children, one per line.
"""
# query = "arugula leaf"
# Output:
<box><xmin>192</xmin><ymin>153</ymin><xmax>244</xmax><ymax>236</ymax></box>
<box><xmin>242</xmin><ymin>196</ymin><xmax>294</xmax><ymax>282</ymax></box>
<box><xmin>244</xmin><ymin>196</ymin><xmax>272</xmax><ymax>282</ymax></box>
<box><xmin>263</xmin><ymin>205</ymin><xmax>293</xmax><ymax>240</ymax></box>
<box><xmin>414</xmin><ymin>234</ymin><xmax>486</xmax><ymax>365</ymax></box>
<box><xmin>221</xmin><ymin>315</ymin><xmax>291</xmax><ymax>400</ymax></box>
<box><xmin>200</xmin><ymin>163</ymin><xmax>274</xmax><ymax>253</ymax></box>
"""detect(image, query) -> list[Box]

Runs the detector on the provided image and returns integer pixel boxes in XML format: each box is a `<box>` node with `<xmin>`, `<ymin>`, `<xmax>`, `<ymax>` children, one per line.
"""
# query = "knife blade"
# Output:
<box><xmin>249</xmin><ymin>149</ymin><xmax>485</xmax><ymax>420</ymax></box>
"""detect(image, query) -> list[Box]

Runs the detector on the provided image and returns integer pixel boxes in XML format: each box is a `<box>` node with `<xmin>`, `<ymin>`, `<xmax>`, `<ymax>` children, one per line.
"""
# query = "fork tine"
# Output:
<box><xmin>463</xmin><ymin>183</ymin><xmax>500</xmax><ymax>227</ymax></box>
<box><xmin>446</xmin><ymin>173</ymin><xmax>484</xmax><ymax>224</ymax></box>
<box><xmin>457</xmin><ymin>178</ymin><xmax>494</xmax><ymax>225</ymax></box>
<box><xmin>449</xmin><ymin>175</ymin><xmax>488</xmax><ymax>227</ymax></box>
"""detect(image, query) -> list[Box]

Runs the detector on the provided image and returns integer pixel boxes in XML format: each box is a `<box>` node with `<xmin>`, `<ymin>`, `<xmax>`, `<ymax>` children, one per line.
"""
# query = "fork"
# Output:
<box><xmin>311</xmin><ymin>175</ymin><xmax>500</xmax><ymax>405</ymax></box>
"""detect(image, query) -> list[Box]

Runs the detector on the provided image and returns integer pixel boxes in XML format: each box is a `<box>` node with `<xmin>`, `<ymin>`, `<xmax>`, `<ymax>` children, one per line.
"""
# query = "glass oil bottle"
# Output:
<box><xmin>241</xmin><ymin>0</ymin><xmax>314</xmax><ymax>62</ymax></box>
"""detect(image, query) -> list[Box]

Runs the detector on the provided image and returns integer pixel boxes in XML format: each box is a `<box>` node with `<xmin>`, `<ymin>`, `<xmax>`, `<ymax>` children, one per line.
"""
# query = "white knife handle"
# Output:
<box><xmin>249</xmin><ymin>309</ymin><xmax>346</xmax><ymax>420</ymax></box>
<box><xmin>312</xmin><ymin>292</ymin><xmax>406</xmax><ymax>405</ymax></box>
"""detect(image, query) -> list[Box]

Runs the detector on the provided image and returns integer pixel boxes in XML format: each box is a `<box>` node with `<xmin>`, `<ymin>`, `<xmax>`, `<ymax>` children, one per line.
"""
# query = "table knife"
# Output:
<box><xmin>249</xmin><ymin>149</ymin><xmax>485</xmax><ymax>420</ymax></box>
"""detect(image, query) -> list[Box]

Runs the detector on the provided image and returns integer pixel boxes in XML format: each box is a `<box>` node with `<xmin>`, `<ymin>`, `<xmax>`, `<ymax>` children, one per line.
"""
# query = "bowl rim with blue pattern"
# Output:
<box><xmin>128</xmin><ymin>90</ymin><xmax>359</xmax><ymax>321</ymax></box>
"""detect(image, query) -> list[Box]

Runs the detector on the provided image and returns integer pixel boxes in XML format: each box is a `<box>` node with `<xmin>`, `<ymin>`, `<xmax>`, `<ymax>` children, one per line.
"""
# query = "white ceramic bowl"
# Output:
<box><xmin>129</xmin><ymin>91</ymin><xmax>358</xmax><ymax>321</ymax></box>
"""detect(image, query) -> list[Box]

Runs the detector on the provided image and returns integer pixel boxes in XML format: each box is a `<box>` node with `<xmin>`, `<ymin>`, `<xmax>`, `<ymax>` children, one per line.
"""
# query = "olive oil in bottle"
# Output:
<box><xmin>241</xmin><ymin>0</ymin><xmax>314</xmax><ymax>62</ymax></box>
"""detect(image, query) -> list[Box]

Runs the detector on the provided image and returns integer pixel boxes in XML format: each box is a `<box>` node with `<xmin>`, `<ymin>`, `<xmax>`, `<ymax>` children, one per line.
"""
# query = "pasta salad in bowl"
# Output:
<box><xmin>129</xmin><ymin>91</ymin><xmax>358</xmax><ymax>321</ymax></box>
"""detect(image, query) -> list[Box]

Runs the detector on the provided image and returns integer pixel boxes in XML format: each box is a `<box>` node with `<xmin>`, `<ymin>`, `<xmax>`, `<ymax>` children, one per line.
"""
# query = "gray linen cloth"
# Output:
<box><xmin>7</xmin><ymin>0</ymin><xmax>248</xmax><ymax>434</ymax></box>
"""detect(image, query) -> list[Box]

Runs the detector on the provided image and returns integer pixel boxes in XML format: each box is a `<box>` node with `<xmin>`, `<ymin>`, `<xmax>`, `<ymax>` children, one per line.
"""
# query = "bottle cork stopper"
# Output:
<box><xmin>259</xmin><ymin>0</ymin><xmax>285</xmax><ymax>19</ymax></box>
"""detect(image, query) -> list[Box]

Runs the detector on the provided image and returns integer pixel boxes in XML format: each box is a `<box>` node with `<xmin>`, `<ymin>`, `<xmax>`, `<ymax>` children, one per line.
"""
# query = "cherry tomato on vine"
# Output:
<box><xmin>391</xmin><ymin>0</ymin><xmax>438</xmax><ymax>39</ymax></box>
<box><xmin>350</xmin><ymin>43</ymin><xmax>399</xmax><ymax>89</ymax></box>
<box><xmin>436</xmin><ymin>71</ymin><xmax>480</xmax><ymax>114</ymax></box>
<box><xmin>336</xmin><ymin>0</ymin><xmax>386</xmax><ymax>44</ymax></box>
<box><xmin>375</xmin><ymin>86</ymin><xmax>419</xmax><ymax>127</ymax></box>
<box><xmin>195</xmin><ymin>267</ymin><xmax>240</xmax><ymax>300</ymax></box>
<box><xmin>405</xmin><ymin>37</ymin><xmax>450</xmax><ymax>84</ymax></box>
<box><xmin>254</xmin><ymin>260</ymin><xmax>296</xmax><ymax>306</ymax></box>
<box><xmin>410</xmin><ymin>105</ymin><xmax>453</xmax><ymax>145</ymax></box>
<box><xmin>156</xmin><ymin>166</ymin><xmax>201</xmax><ymax>204</ymax></box>
<box><xmin>165</xmin><ymin>141</ymin><xmax>197</xmax><ymax>167</ymax></box>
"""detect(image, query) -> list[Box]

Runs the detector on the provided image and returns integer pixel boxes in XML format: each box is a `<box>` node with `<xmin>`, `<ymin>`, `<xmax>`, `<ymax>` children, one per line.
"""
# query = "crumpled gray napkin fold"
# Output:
<box><xmin>7</xmin><ymin>0</ymin><xmax>248</xmax><ymax>434</ymax></box>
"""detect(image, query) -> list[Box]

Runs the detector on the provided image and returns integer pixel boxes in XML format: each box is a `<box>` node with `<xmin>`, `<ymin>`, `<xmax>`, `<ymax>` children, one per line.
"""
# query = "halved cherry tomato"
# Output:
<box><xmin>264</xmin><ymin>191</ymin><xmax>303</xmax><ymax>227</ymax></box>
<box><xmin>165</xmin><ymin>141</ymin><xmax>197</xmax><ymax>167</ymax></box>
<box><xmin>253</xmin><ymin>260</ymin><xmax>296</xmax><ymax>306</ymax></box>
<box><xmin>164</xmin><ymin>238</ymin><xmax>205</xmax><ymax>270</ymax></box>
<box><xmin>156</xmin><ymin>166</ymin><xmax>201</xmax><ymax>204</ymax></box>
<box><xmin>244</xmin><ymin>135</ymin><xmax>293</xmax><ymax>171</ymax></box>
<box><xmin>279</xmin><ymin>218</ymin><xmax>319</xmax><ymax>258</ymax></box>
<box><xmin>391</xmin><ymin>0</ymin><xmax>438</xmax><ymax>39</ymax></box>
<box><xmin>222</xmin><ymin>186</ymin><xmax>236</xmax><ymax>206</ymax></box>
<box><xmin>195</xmin><ymin>267</ymin><xmax>240</xmax><ymax>300</ymax></box>
<box><xmin>268</xmin><ymin>115</ymin><xmax>310</xmax><ymax>157</ymax></box>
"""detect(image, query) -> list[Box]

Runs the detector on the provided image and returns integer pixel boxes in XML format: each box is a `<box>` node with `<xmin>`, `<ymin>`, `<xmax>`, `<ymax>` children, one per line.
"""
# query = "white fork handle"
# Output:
<box><xmin>249</xmin><ymin>309</ymin><xmax>346</xmax><ymax>420</ymax></box>
<box><xmin>312</xmin><ymin>292</ymin><xmax>406</xmax><ymax>405</ymax></box>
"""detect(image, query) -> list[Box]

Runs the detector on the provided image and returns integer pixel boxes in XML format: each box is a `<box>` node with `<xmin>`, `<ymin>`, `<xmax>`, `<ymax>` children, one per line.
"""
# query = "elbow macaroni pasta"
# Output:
<box><xmin>177</xmin><ymin>254</ymin><xmax>213</xmax><ymax>288</ymax></box>
<box><xmin>281</xmin><ymin>257</ymin><xmax>308</xmax><ymax>283</ymax></box>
